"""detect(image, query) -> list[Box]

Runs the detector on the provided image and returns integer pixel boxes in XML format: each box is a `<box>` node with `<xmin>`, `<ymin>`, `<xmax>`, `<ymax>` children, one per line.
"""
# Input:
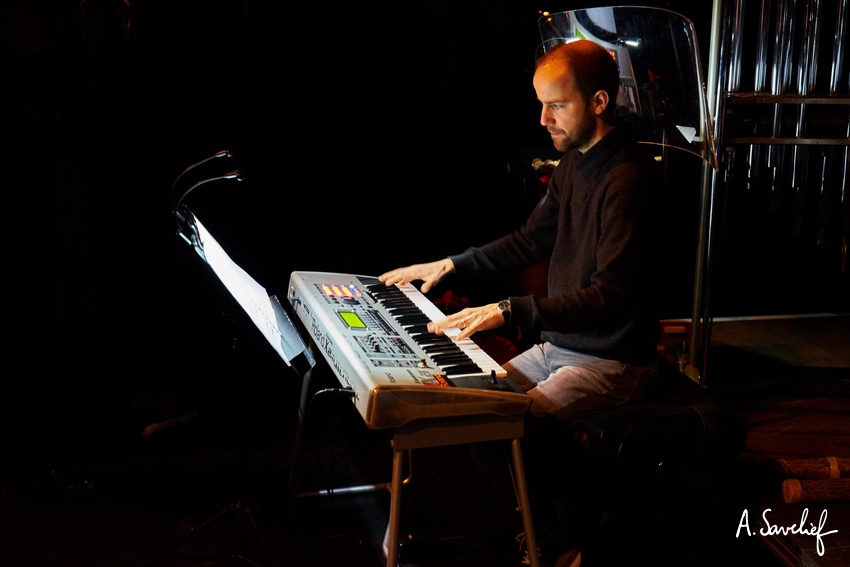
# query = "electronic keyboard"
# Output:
<box><xmin>286</xmin><ymin>271</ymin><xmax>530</xmax><ymax>429</ymax></box>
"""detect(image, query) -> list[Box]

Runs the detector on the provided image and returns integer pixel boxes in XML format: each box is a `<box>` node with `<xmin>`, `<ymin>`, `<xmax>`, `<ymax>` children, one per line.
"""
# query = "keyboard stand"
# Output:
<box><xmin>288</xmin><ymin>360</ymin><xmax>538</xmax><ymax>567</ymax></box>
<box><xmin>384</xmin><ymin>413</ymin><xmax>538</xmax><ymax>567</ymax></box>
<box><xmin>288</xmin><ymin>353</ymin><xmax>414</xmax><ymax>499</ymax></box>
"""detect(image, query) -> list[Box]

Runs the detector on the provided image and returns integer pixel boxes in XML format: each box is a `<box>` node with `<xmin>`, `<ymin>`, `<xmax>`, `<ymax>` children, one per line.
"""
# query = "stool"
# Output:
<box><xmin>549</xmin><ymin>366</ymin><xmax>748</xmax><ymax>563</ymax></box>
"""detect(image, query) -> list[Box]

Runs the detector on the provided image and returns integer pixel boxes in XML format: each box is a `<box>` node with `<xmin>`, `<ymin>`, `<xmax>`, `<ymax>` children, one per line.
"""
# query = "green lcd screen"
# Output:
<box><xmin>338</xmin><ymin>311</ymin><xmax>366</xmax><ymax>329</ymax></box>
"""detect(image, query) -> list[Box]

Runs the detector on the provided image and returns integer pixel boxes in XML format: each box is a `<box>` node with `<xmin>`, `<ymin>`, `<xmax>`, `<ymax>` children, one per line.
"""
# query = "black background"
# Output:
<box><xmin>0</xmin><ymin>0</ymin><xmax>713</xmax><ymax>464</ymax></box>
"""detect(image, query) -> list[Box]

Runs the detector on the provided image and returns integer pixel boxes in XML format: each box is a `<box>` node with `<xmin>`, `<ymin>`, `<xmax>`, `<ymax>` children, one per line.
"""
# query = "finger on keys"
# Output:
<box><xmin>427</xmin><ymin>319</ymin><xmax>449</xmax><ymax>335</ymax></box>
<box><xmin>377</xmin><ymin>269</ymin><xmax>399</xmax><ymax>285</ymax></box>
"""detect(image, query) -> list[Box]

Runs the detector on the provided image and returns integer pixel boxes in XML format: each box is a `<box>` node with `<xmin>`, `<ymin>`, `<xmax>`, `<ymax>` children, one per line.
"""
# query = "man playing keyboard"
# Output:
<box><xmin>379</xmin><ymin>39</ymin><xmax>662</xmax><ymax>565</ymax></box>
<box><xmin>380</xmin><ymin>39</ymin><xmax>660</xmax><ymax>423</ymax></box>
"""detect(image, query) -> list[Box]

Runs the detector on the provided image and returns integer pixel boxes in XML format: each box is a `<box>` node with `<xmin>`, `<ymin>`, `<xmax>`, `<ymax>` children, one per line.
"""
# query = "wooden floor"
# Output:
<box><xmin>735</xmin><ymin>392</ymin><xmax>850</xmax><ymax>567</ymax></box>
<box><xmin>1</xmin><ymin>315</ymin><xmax>848</xmax><ymax>567</ymax></box>
<box><xmin>698</xmin><ymin>314</ymin><xmax>850</xmax><ymax>567</ymax></box>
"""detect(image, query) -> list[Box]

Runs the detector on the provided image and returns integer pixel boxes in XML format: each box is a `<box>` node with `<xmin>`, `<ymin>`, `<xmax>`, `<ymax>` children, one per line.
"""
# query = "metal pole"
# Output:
<box><xmin>688</xmin><ymin>0</ymin><xmax>726</xmax><ymax>385</ymax></box>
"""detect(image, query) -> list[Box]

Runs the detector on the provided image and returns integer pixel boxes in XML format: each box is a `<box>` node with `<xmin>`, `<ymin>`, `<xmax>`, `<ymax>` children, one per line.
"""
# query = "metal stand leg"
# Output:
<box><xmin>511</xmin><ymin>438</ymin><xmax>539</xmax><ymax>567</ymax></box>
<box><xmin>382</xmin><ymin>416</ymin><xmax>532</xmax><ymax>566</ymax></box>
<box><xmin>384</xmin><ymin>446</ymin><xmax>405</xmax><ymax>567</ymax></box>
<box><xmin>381</xmin><ymin>436</ymin><xmax>538</xmax><ymax>567</ymax></box>
<box><xmin>289</xmin><ymin>362</ymin><xmax>413</xmax><ymax>498</ymax></box>
<box><xmin>288</xmin><ymin>366</ymin><xmax>314</xmax><ymax>496</ymax></box>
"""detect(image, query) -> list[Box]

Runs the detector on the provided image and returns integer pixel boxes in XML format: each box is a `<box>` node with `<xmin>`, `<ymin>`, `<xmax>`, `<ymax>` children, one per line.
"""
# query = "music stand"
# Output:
<box><xmin>175</xmin><ymin>206</ymin><xmax>315</xmax><ymax>376</ymax></box>
<box><xmin>144</xmin><ymin>206</ymin><xmax>316</xmax><ymax>566</ymax></box>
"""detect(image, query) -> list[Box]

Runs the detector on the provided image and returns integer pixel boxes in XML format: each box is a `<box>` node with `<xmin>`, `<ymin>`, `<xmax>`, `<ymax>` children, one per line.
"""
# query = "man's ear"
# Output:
<box><xmin>591</xmin><ymin>89</ymin><xmax>609</xmax><ymax>116</ymax></box>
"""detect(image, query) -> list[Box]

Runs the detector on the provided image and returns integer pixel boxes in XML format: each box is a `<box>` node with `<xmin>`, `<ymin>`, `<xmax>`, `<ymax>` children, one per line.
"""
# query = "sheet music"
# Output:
<box><xmin>191</xmin><ymin>214</ymin><xmax>313</xmax><ymax>369</ymax></box>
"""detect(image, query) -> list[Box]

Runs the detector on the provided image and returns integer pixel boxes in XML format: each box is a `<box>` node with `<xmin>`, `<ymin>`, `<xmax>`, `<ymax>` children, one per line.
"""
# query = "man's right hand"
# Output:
<box><xmin>378</xmin><ymin>258</ymin><xmax>455</xmax><ymax>293</ymax></box>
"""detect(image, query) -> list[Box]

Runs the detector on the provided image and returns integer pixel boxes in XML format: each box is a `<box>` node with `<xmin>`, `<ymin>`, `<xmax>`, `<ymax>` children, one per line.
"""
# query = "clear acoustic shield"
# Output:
<box><xmin>538</xmin><ymin>7</ymin><xmax>717</xmax><ymax>169</ymax></box>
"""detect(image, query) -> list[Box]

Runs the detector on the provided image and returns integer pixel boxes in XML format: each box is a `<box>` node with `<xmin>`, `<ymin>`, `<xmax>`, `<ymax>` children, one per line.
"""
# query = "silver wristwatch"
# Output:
<box><xmin>497</xmin><ymin>299</ymin><xmax>511</xmax><ymax>323</ymax></box>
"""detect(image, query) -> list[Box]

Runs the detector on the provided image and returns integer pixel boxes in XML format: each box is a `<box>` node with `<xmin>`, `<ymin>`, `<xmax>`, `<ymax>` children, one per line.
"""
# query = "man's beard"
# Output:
<box><xmin>553</xmin><ymin>112</ymin><xmax>595</xmax><ymax>153</ymax></box>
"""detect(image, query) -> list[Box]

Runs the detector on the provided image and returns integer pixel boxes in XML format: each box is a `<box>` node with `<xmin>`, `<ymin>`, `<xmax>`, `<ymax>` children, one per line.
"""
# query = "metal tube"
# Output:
<box><xmin>779</xmin><ymin>0</ymin><xmax>797</xmax><ymax>95</ymax></box>
<box><xmin>728</xmin><ymin>0</ymin><xmax>747</xmax><ymax>92</ymax></box>
<box><xmin>725</xmin><ymin>1</ymin><xmax>746</xmax><ymax>191</ymax></box>
<box><xmin>768</xmin><ymin>0</ymin><xmax>798</xmax><ymax>196</ymax></box>
<box><xmin>748</xmin><ymin>0</ymin><xmax>774</xmax><ymax>187</ymax></box>
<box><xmin>793</xmin><ymin>0</ymin><xmax>822</xmax><ymax>139</ymax></box>
<box><xmin>769</xmin><ymin>0</ymin><xmax>793</xmax><ymax>104</ymax></box>
<box><xmin>817</xmin><ymin>149</ymin><xmax>830</xmax><ymax>246</ymax></box>
<box><xmin>755</xmin><ymin>0</ymin><xmax>773</xmax><ymax>92</ymax></box>
<box><xmin>706</xmin><ymin>0</ymin><xmax>725</xmax><ymax>112</ymax></box>
<box><xmin>830</xmin><ymin>0</ymin><xmax>849</xmax><ymax>270</ymax></box>
<box><xmin>792</xmin><ymin>0</ymin><xmax>823</xmax><ymax>235</ymax></box>
<box><xmin>842</xmin><ymin>148</ymin><xmax>849</xmax><ymax>271</ymax></box>
<box><xmin>830</xmin><ymin>0</ymin><xmax>849</xmax><ymax>93</ymax></box>
<box><xmin>797</xmin><ymin>0</ymin><xmax>822</xmax><ymax>98</ymax></box>
<box><xmin>688</xmin><ymin>0</ymin><xmax>726</xmax><ymax>385</ymax></box>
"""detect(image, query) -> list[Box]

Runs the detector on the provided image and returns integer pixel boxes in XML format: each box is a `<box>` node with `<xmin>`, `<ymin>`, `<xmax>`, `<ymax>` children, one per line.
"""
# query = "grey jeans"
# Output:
<box><xmin>505</xmin><ymin>342</ymin><xmax>658</xmax><ymax>420</ymax></box>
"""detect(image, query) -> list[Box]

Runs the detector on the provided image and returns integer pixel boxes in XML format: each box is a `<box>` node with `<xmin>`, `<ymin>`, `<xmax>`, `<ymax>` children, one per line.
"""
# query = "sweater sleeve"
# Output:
<box><xmin>448</xmin><ymin>163</ymin><xmax>566</xmax><ymax>277</ymax></box>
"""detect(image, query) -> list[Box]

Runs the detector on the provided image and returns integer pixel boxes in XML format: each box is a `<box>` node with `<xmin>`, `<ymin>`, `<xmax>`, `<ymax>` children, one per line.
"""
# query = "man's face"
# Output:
<box><xmin>533</xmin><ymin>62</ymin><xmax>597</xmax><ymax>153</ymax></box>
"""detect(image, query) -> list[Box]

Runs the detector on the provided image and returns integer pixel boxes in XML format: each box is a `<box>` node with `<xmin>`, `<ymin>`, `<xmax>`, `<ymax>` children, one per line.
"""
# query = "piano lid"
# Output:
<box><xmin>537</xmin><ymin>7</ymin><xmax>717</xmax><ymax>170</ymax></box>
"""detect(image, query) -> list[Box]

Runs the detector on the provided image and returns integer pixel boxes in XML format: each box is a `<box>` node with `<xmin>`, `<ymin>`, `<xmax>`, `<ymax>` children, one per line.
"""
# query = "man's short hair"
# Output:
<box><xmin>537</xmin><ymin>40</ymin><xmax>620</xmax><ymax>122</ymax></box>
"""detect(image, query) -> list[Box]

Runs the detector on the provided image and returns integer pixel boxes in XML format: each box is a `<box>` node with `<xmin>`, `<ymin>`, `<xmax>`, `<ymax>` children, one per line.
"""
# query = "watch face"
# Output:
<box><xmin>498</xmin><ymin>300</ymin><xmax>510</xmax><ymax>313</ymax></box>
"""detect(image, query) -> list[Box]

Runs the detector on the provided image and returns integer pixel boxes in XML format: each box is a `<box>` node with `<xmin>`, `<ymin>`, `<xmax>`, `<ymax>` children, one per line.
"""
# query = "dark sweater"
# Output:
<box><xmin>450</xmin><ymin>123</ymin><xmax>660</xmax><ymax>364</ymax></box>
